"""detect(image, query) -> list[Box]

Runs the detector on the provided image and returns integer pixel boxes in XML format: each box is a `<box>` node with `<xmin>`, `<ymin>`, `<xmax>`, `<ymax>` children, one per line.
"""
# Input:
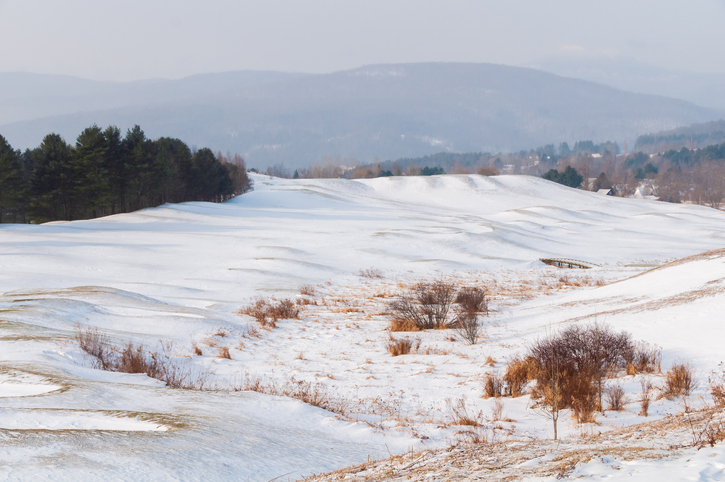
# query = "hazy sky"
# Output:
<box><xmin>1</xmin><ymin>0</ymin><xmax>724</xmax><ymax>81</ymax></box>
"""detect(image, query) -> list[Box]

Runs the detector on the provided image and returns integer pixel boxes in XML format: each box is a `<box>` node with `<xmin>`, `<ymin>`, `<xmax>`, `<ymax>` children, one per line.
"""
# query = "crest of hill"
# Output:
<box><xmin>1</xmin><ymin>63</ymin><xmax>718</xmax><ymax>169</ymax></box>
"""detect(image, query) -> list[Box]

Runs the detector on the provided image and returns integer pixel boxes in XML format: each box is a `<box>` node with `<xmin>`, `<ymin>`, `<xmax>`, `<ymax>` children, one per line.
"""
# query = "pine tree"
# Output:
<box><xmin>29</xmin><ymin>134</ymin><xmax>75</xmax><ymax>222</ymax></box>
<box><xmin>0</xmin><ymin>135</ymin><xmax>24</xmax><ymax>223</ymax></box>
<box><xmin>73</xmin><ymin>125</ymin><xmax>109</xmax><ymax>217</ymax></box>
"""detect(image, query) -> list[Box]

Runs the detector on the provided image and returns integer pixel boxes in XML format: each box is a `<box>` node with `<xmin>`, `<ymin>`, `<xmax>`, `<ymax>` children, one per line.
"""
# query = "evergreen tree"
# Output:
<box><xmin>73</xmin><ymin>125</ymin><xmax>109</xmax><ymax>217</ymax></box>
<box><xmin>592</xmin><ymin>172</ymin><xmax>612</xmax><ymax>191</ymax></box>
<box><xmin>29</xmin><ymin>134</ymin><xmax>75</xmax><ymax>222</ymax></box>
<box><xmin>103</xmin><ymin>126</ymin><xmax>126</xmax><ymax>213</ymax></box>
<box><xmin>0</xmin><ymin>135</ymin><xmax>25</xmax><ymax>223</ymax></box>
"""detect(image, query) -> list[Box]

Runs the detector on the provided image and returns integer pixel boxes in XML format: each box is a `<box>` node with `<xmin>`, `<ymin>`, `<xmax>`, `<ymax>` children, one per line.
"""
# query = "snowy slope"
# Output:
<box><xmin>1</xmin><ymin>173</ymin><xmax>725</xmax><ymax>480</ymax></box>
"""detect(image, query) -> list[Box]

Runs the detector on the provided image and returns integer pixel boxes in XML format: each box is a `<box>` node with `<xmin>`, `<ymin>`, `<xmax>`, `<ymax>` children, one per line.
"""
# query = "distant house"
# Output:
<box><xmin>634</xmin><ymin>184</ymin><xmax>654</xmax><ymax>198</ymax></box>
<box><xmin>596</xmin><ymin>188</ymin><xmax>614</xmax><ymax>196</ymax></box>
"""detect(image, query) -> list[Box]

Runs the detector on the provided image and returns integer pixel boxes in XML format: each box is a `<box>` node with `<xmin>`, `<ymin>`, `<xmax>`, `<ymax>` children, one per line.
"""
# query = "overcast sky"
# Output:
<box><xmin>1</xmin><ymin>0</ymin><xmax>724</xmax><ymax>82</ymax></box>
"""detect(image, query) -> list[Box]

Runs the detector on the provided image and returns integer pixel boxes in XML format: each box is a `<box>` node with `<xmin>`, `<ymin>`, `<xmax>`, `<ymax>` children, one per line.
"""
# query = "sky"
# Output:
<box><xmin>1</xmin><ymin>0</ymin><xmax>724</xmax><ymax>82</ymax></box>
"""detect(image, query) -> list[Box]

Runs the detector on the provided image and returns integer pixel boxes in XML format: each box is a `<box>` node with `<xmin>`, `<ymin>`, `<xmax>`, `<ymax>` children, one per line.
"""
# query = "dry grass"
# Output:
<box><xmin>389</xmin><ymin>318</ymin><xmax>422</xmax><ymax>332</ymax></box>
<box><xmin>626</xmin><ymin>342</ymin><xmax>662</xmax><ymax>375</ymax></box>
<box><xmin>491</xmin><ymin>397</ymin><xmax>505</xmax><ymax>422</ymax></box>
<box><xmin>193</xmin><ymin>345</ymin><xmax>202</xmax><ymax>356</ymax></box>
<box><xmin>503</xmin><ymin>356</ymin><xmax>534</xmax><ymax>397</ymax></box>
<box><xmin>218</xmin><ymin>347</ymin><xmax>231</xmax><ymax>359</ymax></box>
<box><xmin>483</xmin><ymin>373</ymin><xmax>504</xmax><ymax>398</ymax></box>
<box><xmin>243</xmin><ymin>375</ymin><xmax>349</xmax><ymax>416</ymax></box>
<box><xmin>386</xmin><ymin>336</ymin><xmax>420</xmax><ymax>356</ymax></box>
<box><xmin>664</xmin><ymin>361</ymin><xmax>695</xmax><ymax>399</ymax></box>
<box><xmin>640</xmin><ymin>379</ymin><xmax>653</xmax><ymax>416</ymax></box>
<box><xmin>446</xmin><ymin>397</ymin><xmax>483</xmax><ymax>427</ymax></box>
<box><xmin>359</xmin><ymin>268</ymin><xmax>384</xmax><ymax>279</ymax></box>
<box><xmin>299</xmin><ymin>284</ymin><xmax>316</xmax><ymax>296</ymax></box>
<box><xmin>238</xmin><ymin>297</ymin><xmax>301</xmax><ymax>328</ymax></box>
<box><xmin>709</xmin><ymin>363</ymin><xmax>725</xmax><ymax>407</ymax></box>
<box><xmin>75</xmin><ymin>325</ymin><xmax>213</xmax><ymax>390</ymax></box>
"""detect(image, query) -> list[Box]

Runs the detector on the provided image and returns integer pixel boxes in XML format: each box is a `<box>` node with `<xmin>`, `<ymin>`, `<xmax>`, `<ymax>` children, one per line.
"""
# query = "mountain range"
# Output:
<box><xmin>1</xmin><ymin>63</ymin><xmax>722</xmax><ymax>169</ymax></box>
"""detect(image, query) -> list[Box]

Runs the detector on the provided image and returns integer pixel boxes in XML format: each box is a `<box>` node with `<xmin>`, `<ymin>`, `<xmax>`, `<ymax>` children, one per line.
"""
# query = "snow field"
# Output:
<box><xmin>1</xmin><ymin>173</ymin><xmax>725</xmax><ymax>479</ymax></box>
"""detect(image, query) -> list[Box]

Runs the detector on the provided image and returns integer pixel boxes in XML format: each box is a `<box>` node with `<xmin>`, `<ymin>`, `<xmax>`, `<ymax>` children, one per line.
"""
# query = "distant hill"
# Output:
<box><xmin>528</xmin><ymin>56</ymin><xmax>725</xmax><ymax>111</ymax></box>
<box><xmin>1</xmin><ymin>63</ymin><xmax>721</xmax><ymax>170</ymax></box>
<box><xmin>0</xmin><ymin>70</ymin><xmax>307</xmax><ymax>125</ymax></box>
<box><xmin>635</xmin><ymin>120</ymin><xmax>725</xmax><ymax>153</ymax></box>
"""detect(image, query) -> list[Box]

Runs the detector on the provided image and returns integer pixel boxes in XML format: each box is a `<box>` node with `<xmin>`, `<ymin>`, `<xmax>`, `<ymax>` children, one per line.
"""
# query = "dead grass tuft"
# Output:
<box><xmin>389</xmin><ymin>317</ymin><xmax>423</xmax><ymax>332</ymax></box>
<box><xmin>218</xmin><ymin>347</ymin><xmax>231</xmax><ymax>359</ymax></box>
<box><xmin>359</xmin><ymin>268</ymin><xmax>384</xmax><ymax>279</ymax></box>
<box><xmin>665</xmin><ymin>361</ymin><xmax>695</xmax><ymax>399</ymax></box>
<box><xmin>503</xmin><ymin>356</ymin><xmax>534</xmax><ymax>397</ymax></box>
<box><xmin>446</xmin><ymin>397</ymin><xmax>483</xmax><ymax>427</ymax></box>
<box><xmin>483</xmin><ymin>373</ymin><xmax>504</xmax><ymax>398</ymax></box>
<box><xmin>193</xmin><ymin>345</ymin><xmax>202</xmax><ymax>356</ymax></box>
<box><xmin>386</xmin><ymin>336</ymin><xmax>420</xmax><ymax>356</ymax></box>
<box><xmin>639</xmin><ymin>379</ymin><xmax>653</xmax><ymax>416</ymax></box>
<box><xmin>238</xmin><ymin>297</ymin><xmax>301</xmax><ymax>328</ymax></box>
<box><xmin>299</xmin><ymin>284</ymin><xmax>316</xmax><ymax>296</ymax></box>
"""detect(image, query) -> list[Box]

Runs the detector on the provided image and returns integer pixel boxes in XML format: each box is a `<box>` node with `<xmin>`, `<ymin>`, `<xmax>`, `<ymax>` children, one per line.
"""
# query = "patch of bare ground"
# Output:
<box><xmin>303</xmin><ymin>407</ymin><xmax>725</xmax><ymax>481</ymax></box>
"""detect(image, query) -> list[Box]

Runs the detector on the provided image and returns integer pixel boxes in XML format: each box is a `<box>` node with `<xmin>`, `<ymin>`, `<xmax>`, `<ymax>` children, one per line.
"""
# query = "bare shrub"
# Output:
<box><xmin>446</xmin><ymin>397</ymin><xmax>482</xmax><ymax>426</ymax></box>
<box><xmin>606</xmin><ymin>384</ymin><xmax>628</xmax><ymax>411</ymax></box>
<box><xmin>709</xmin><ymin>363</ymin><xmax>725</xmax><ymax>407</ymax></box>
<box><xmin>483</xmin><ymin>373</ymin><xmax>504</xmax><ymax>398</ymax></box>
<box><xmin>525</xmin><ymin>323</ymin><xmax>637</xmax><ymax>426</ymax></box>
<box><xmin>626</xmin><ymin>342</ymin><xmax>662</xmax><ymax>375</ymax></box>
<box><xmin>388</xmin><ymin>279</ymin><xmax>456</xmax><ymax>330</ymax></box>
<box><xmin>218</xmin><ymin>347</ymin><xmax>231</xmax><ymax>359</ymax></box>
<box><xmin>359</xmin><ymin>268</ymin><xmax>384</xmax><ymax>279</ymax></box>
<box><xmin>239</xmin><ymin>297</ymin><xmax>300</xmax><ymax>328</ymax></box>
<box><xmin>491</xmin><ymin>398</ymin><xmax>505</xmax><ymax>422</ymax></box>
<box><xmin>453</xmin><ymin>311</ymin><xmax>482</xmax><ymax>345</ymax></box>
<box><xmin>665</xmin><ymin>361</ymin><xmax>695</xmax><ymax>399</ymax></box>
<box><xmin>117</xmin><ymin>342</ymin><xmax>151</xmax><ymax>373</ymax></box>
<box><xmin>640</xmin><ymin>379</ymin><xmax>653</xmax><ymax>416</ymax></box>
<box><xmin>75</xmin><ymin>326</ymin><xmax>212</xmax><ymax>390</ymax></box>
<box><xmin>452</xmin><ymin>287</ymin><xmax>489</xmax><ymax>345</ymax></box>
<box><xmin>692</xmin><ymin>414</ymin><xmax>725</xmax><ymax>448</ymax></box>
<box><xmin>455</xmin><ymin>287</ymin><xmax>489</xmax><ymax>314</ymax></box>
<box><xmin>503</xmin><ymin>356</ymin><xmax>534</xmax><ymax>397</ymax></box>
<box><xmin>386</xmin><ymin>336</ymin><xmax>420</xmax><ymax>356</ymax></box>
<box><xmin>75</xmin><ymin>325</ymin><xmax>114</xmax><ymax>370</ymax></box>
<box><xmin>299</xmin><ymin>284</ymin><xmax>316</xmax><ymax>296</ymax></box>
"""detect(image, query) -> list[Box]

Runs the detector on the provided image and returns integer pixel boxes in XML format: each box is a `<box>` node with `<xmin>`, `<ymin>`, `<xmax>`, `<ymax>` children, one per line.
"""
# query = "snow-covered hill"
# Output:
<box><xmin>1</xmin><ymin>174</ymin><xmax>724</xmax><ymax>480</ymax></box>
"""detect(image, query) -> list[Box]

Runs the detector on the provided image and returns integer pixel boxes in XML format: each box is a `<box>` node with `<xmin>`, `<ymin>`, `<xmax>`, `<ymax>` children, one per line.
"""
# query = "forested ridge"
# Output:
<box><xmin>0</xmin><ymin>125</ymin><xmax>252</xmax><ymax>224</ymax></box>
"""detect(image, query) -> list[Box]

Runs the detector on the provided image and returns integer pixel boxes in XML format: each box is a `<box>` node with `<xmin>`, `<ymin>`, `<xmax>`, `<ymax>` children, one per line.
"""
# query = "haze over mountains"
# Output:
<box><xmin>528</xmin><ymin>55</ymin><xmax>725</xmax><ymax>111</ymax></box>
<box><xmin>1</xmin><ymin>63</ymin><xmax>722</xmax><ymax>170</ymax></box>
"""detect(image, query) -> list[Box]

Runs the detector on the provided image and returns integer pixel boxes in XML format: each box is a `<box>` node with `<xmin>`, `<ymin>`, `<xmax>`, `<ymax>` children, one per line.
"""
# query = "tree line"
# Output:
<box><xmin>0</xmin><ymin>125</ymin><xmax>252</xmax><ymax>224</ymax></box>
